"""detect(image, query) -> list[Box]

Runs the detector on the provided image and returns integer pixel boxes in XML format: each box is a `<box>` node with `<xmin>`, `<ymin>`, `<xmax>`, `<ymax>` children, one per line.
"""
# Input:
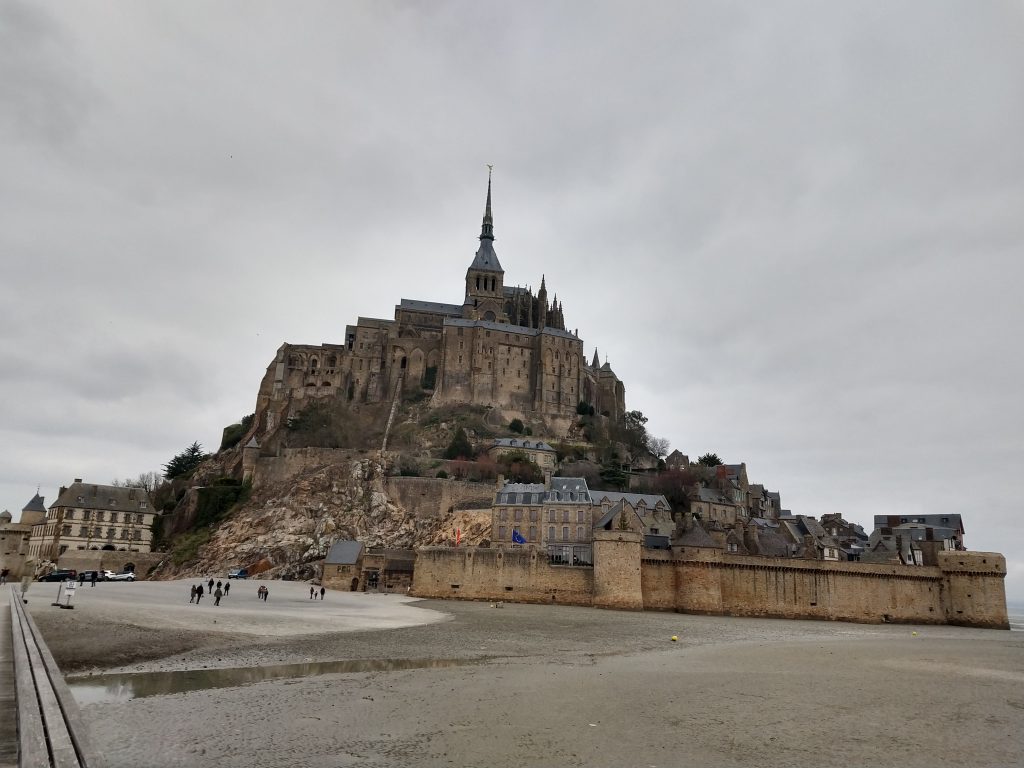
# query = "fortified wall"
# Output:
<box><xmin>412</xmin><ymin>531</ymin><xmax>1010</xmax><ymax>629</ymax></box>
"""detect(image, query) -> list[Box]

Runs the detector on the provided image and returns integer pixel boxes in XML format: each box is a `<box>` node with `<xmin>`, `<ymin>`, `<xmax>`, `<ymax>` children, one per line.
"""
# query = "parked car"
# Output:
<box><xmin>79</xmin><ymin>570</ymin><xmax>103</xmax><ymax>582</ymax></box>
<box><xmin>227</xmin><ymin>568</ymin><xmax>248</xmax><ymax>579</ymax></box>
<box><xmin>101</xmin><ymin>570</ymin><xmax>119</xmax><ymax>580</ymax></box>
<box><xmin>38</xmin><ymin>569</ymin><xmax>76</xmax><ymax>582</ymax></box>
<box><xmin>106</xmin><ymin>571</ymin><xmax>136</xmax><ymax>581</ymax></box>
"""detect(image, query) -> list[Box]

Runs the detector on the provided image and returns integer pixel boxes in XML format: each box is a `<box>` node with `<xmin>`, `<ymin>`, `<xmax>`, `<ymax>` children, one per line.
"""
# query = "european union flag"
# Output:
<box><xmin>512</xmin><ymin>529</ymin><xmax>527</xmax><ymax>544</ymax></box>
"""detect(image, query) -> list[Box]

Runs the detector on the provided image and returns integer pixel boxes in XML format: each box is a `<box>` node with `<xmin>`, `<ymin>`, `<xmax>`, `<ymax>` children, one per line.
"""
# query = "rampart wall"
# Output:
<box><xmin>410</xmin><ymin>544</ymin><xmax>1009</xmax><ymax>629</ymax></box>
<box><xmin>413</xmin><ymin>547</ymin><xmax>594</xmax><ymax>605</ymax></box>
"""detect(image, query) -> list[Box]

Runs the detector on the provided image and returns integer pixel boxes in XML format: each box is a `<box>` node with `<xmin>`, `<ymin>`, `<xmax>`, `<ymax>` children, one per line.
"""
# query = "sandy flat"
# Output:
<box><xmin>18</xmin><ymin>582</ymin><xmax>1024</xmax><ymax>767</ymax></box>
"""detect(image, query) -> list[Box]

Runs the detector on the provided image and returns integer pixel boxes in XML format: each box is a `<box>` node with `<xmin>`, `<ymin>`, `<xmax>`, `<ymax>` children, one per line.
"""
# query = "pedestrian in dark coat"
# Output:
<box><xmin>214</xmin><ymin>587</ymin><xmax>223</xmax><ymax>606</ymax></box>
<box><xmin>196</xmin><ymin>584</ymin><xmax>204</xmax><ymax>603</ymax></box>
<box><xmin>320</xmin><ymin>586</ymin><xmax>325</xmax><ymax>600</ymax></box>
<box><xmin>216</xmin><ymin>580</ymin><xmax>222</xmax><ymax>591</ymax></box>
<box><xmin>224</xmin><ymin>582</ymin><xmax>230</xmax><ymax>596</ymax></box>
<box><xmin>208</xmin><ymin>578</ymin><xmax>214</xmax><ymax>593</ymax></box>
<box><xmin>190</xmin><ymin>585</ymin><xmax>197</xmax><ymax>603</ymax></box>
<box><xmin>263</xmin><ymin>587</ymin><xmax>269</xmax><ymax>602</ymax></box>
<box><xmin>90</xmin><ymin>571</ymin><xmax>97</xmax><ymax>587</ymax></box>
<box><xmin>310</xmin><ymin>586</ymin><xmax>315</xmax><ymax>599</ymax></box>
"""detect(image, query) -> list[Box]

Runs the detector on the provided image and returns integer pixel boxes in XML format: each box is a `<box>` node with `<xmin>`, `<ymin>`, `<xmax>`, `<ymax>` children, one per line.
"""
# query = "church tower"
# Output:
<box><xmin>464</xmin><ymin>169</ymin><xmax>506</xmax><ymax>322</ymax></box>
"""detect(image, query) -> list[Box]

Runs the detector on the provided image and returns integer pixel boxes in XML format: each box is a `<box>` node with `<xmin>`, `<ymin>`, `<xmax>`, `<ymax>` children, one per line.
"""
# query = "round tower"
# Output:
<box><xmin>592</xmin><ymin>529</ymin><xmax>644</xmax><ymax>610</ymax></box>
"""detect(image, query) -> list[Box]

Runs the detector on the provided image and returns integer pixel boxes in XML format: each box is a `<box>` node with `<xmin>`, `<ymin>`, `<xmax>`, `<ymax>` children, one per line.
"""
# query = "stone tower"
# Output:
<box><xmin>463</xmin><ymin>169</ymin><xmax>506</xmax><ymax>322</ymax></box>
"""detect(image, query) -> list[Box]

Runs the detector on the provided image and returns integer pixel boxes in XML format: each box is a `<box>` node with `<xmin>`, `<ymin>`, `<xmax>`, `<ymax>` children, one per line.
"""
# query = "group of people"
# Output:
<box><xmin>187</xmin><ymin>578</ymin><xmax>328</xmax><ymax>604</ymax></box>
<box><xmin>190</xmin><ymin>578</ymin><xmax>230</xmax><ymax>605</ymax></box>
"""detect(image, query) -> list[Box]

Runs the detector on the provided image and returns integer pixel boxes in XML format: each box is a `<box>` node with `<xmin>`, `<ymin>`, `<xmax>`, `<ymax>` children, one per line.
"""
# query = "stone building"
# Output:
<box><xmin>321</xmin><ymin>539</ymin><xmax>416</xmax><ymax>592</ymax></box>
<box><xmin>27</xmin><ymin>480</ymin><xmax>159</xmax><ymax>562</ymax></box>
<box><xmin>251</xmin><ymin>172</ymin><xmax>627</xmax><ymax>444</ymax></box>
<box><xmin>486</xmin><ymin>437</ymin><xmax>557</xmax><ymax>477</ymax></box>
<box><xmin>0</xmin><ymin>494</ymin><xmax>47</xmax><ymax>578</ymax></box>
<box><xmin>490</xmin><ymin>479</ymin><xmax>674</xmax><ymax>560</ymax></box>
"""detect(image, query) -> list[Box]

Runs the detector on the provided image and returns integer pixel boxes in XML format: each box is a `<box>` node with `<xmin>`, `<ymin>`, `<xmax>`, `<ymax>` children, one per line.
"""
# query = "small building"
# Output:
<box><xmin>321</xmin><ymin>540</ymin><xmax>417</xmax><ymax>592</ymax></box>
<box><xmin>591</xmin><ymin>491</ymin><xmax>674</xmax><ymax>545</ymax></box>
<box><xmin>492</xmin><ymin>477</ymin><xmax>593</xmax><ymax>548</ymax></box>
<box><xmin>664</xmin><ymin>450</ymin><xmax>689</xmax><ymax>471</ymax></box>
<box><xmin>487</xmin><ymin>438</ymin><xmax>557</xmax><ymax>476</ymax></box>
<box><xmin>690</xmin><ymin>486</ymin><xmax>744</xmax><ymax>526</ymax></box>
<box><xmin>322</xmin><ymin>540</ymin><xmax>365</xmax><ymax>591</ymax></box>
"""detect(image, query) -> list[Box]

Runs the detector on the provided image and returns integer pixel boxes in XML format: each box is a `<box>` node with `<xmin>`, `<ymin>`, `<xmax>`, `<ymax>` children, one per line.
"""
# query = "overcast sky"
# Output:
<box><xmin>3</xmin><ymin>2</ymin><xmax>1022</xmax><ymax>601</ymax></box>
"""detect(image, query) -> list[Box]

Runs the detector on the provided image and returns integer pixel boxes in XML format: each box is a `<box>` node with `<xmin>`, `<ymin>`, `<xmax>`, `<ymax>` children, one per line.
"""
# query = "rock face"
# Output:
<box><xmin>160</xmin><ymin>452</ymin><xmax>493</xmax><ymax>581</ymax></box>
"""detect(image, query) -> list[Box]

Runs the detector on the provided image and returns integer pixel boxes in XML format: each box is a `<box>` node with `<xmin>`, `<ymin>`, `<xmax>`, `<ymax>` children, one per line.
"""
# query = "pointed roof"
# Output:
<box><xmin>468</xmin><ymin>168</ymin><xmax>503</xmax><ymax>273</ymax></box>
<box><xmin>22</xmin><ymin>493</ymin><xmax>46</xmax><ymax>514</ymax></box>
<box><xmin>591</xmin><ymin>349</ymin><xmax>600</xmax><ymax>368</ymax></box>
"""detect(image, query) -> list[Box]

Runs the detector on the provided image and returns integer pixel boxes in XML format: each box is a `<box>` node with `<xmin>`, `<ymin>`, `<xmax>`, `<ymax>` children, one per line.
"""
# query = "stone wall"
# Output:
<box><xmin>412</xmin><ymin>547</ymin><xmax>593</xmax><ymax>605</ymax></box>
<box><xmin>383</xmin><ymin>477</ymin><xmax>494</xmax><ymax>518</ymax></box>
<box><xmin>57</xmin><ymin>551</ymin><xmax>163</xmax><ymax>578</ymax></box>
<box><xmin>410</xmin><ymin>541</ymin><xmax>1009</xmax><ymax>629</ymax></box>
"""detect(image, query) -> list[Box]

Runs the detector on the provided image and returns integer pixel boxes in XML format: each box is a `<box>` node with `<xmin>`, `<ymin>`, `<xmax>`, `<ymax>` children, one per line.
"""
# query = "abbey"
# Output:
<box><xmin>255</xmin><ymin>173</ymin><xmax>625</xmax><ymax>436</ymax></box>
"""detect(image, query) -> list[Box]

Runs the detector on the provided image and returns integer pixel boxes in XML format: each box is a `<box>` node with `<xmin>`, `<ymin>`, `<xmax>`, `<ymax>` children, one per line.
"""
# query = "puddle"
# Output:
<box><xmin>67</xmin><ymin>657</ymin><xmax>480</xmax><ymax>704</ymax></box>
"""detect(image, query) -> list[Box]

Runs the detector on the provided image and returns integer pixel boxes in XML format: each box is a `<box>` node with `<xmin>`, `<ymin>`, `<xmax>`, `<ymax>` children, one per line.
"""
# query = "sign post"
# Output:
<box><xmin>61</xmin><ymin>580</ymin><xmax>76</xmax><ymax>609</ymax></box>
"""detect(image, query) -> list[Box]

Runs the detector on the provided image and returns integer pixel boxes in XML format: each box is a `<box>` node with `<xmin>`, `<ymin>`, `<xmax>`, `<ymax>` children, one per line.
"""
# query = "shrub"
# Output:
<box><xmin>509</xmin><ymin>418</ymin><xmax>524</xmax><ymax>434</ymax></box>
<box><xmin>436</xmin><ymin>470</ymin><xmax>449</xmax><ymax>479</ymax></box>
<box><xmin>444</xmin><ymin>427</ymin><xmax>474</xmax><ymax>460</ymax></box>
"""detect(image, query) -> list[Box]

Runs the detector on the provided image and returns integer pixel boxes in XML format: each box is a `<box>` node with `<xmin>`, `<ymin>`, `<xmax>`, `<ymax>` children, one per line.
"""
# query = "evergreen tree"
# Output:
<box><xmin>163</xmin><ymin>442</ymin><xmax>208</xmax><ymax>479</ymax></box>
<box><xmin>444</xmin><ymin>428</ymin><xmax>474</xmax><ymax>460</ymax></box>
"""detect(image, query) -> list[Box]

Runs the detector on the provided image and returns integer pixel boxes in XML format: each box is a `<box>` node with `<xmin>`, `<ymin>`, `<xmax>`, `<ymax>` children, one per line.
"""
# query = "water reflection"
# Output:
<box><xmin>68</xmin><ymin>657</ymin><xmax>479</xmax><ymax>705</ymax></box>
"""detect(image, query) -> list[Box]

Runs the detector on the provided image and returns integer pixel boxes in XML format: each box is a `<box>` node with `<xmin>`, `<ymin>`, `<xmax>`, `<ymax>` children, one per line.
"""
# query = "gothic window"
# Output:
<box><xmin>310</xmin><ymin>357</ymin><xmax>319</xmax><ymax>371</ymax></box>
<box><xmin>476</xmin><ymin>276</ymin><xmax>481</xmax><ymax>289</ymax></box>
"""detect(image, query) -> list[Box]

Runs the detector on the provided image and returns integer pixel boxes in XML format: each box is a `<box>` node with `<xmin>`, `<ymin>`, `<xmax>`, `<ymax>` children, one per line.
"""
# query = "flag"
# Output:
<box><xmin>512</xmin><ymin>529</ymin><xmax>527</xmax><ymax>544</ymax></box>
<box><xmin>455</xmin><ymin>527</ymin><xmax>461</xmax><ymax>547</ymax></box>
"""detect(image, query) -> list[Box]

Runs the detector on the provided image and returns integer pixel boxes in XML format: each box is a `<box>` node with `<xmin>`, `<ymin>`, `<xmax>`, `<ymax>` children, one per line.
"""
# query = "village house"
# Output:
<box><xmin>486</xmin><ymin>437</ymin><xmax>557</xmax><ymax>477</ymax></box>
<box><xmin>321</xmin><ymin>539</ymin><xmax>417</xmax><ymax>592</ymax></box>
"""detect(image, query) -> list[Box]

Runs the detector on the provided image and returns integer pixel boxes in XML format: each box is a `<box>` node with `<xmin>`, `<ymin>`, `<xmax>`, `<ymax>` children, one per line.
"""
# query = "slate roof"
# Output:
<box><xmin>675</xmin><ymin>519</ymin><xmax>720</xmax><ymax>548</ymax></box>
<box><xmin>0</xmin><ymin>510</ymin><xmax>11</xmax><ymax>522</ymax></box>
<box><xmin>469</xmin><ymin>239</ymin><xmax>503</xmax><ymax>272</ymax></box>
<box><xmin>50</xmin><ymin>482</ymin><xmax>152</xmax><ymax>514</ymax></box>
<box><xmin>872</xmin><ymin>514</ymin><xmax>964</xmax><ymax>534</ymax></box>
<box><xmin>590</xmin><ymin>491</ymin><xmax>669</xmax><ymax>510</ymax></box>
<box><xmin>495</xmin><ymin>477</ymin><xmax>592</xmax><ymax>505</ymax></box>
<box><xmin>495</xmin><ymin>483</ymin><xmax>546</xmax><ymax>506</ymax></box>
<box><xmin>492</xmin><ymin>438</ymin><xmax>556</xmax><ymax>453</ymax></box>
<box><xmin>695</xmin><ymin>487</ymin><xmax>735</xmax><ymax>505</ymax></box>
<box><xmin>22</xmin><ymin>493</ymin><xmax>46</xmax><ymax>514</ymax></box>
<box><xmin>325</xmin><ymin>540</ymin><xmax>364</xmax><ymax>565</ymax></box>
<box><xmin>398</xmin><ymin>299</ymin><xmax>464</xmax><ymax>316</ymax></box>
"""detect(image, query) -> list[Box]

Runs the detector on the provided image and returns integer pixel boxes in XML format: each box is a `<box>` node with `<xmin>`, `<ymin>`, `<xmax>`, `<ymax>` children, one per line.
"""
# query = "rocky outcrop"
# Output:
<box><xmin>160</xmin><ymin>453</ymin><xmax>492</xmax><ymax>581</ymax></box>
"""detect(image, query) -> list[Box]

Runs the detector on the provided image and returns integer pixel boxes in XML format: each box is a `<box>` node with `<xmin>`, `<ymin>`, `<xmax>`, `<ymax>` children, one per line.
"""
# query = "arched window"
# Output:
<box><xmin>400</xmin><ymin>357</ymin><xmax>407</xmax><ymax>370</ymax></box>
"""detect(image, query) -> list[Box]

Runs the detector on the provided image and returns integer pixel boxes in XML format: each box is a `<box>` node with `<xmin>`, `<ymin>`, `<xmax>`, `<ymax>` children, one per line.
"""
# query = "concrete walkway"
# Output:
<box><xmin>0</xmin><ymin>585</ymin><xmax>17</xmax><ymax>768</ymax></box>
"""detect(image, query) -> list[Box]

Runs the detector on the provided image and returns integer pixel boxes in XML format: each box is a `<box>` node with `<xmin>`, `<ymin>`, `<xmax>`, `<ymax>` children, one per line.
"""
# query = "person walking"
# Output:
<box><xmin>90</xmin><ymin>571</ymin><xmax>97</xmax><ymax>587</ymax></box>
<box><xmin>309</xmin><ymin>586</ymin><xmax>315</xmax><ymax>600</ymax></box>
<box><xmin>257</xmin><ymin>585</ymin><xmax>265</xmax><ymax>601</ymax></box>
<box><xmin>1</xmin><ymin>567</ymin><xmax>9</xmax><ymax>585</ymax></box>
<box><xmin>79</xmin><ymin>572</ymin><xmax>85</xmax><ymax>585</ymax></box>
<box><xmin>216</xmin><ymin>580</ymin><xmax>223</xmax><ymax>592</ymax></box>
<box><xmin>263</xmin><ymin>587</ymin><xmax>269</xmax><ymax>602</ymax></box>
<box><xmin>320</xmin><ymin>586</ymin><xmax>325</xmax><ymax>600</ymax></box>
<box><xmin>208</xmin><ymin>578</ymin><xmax>214</xmax><ymax>594</ymax></box>
<box><xmin>214</xmin><ymin>586</ymin><xmax>223</xmax><ymax>606</ymax></box>
<box><xmin>224</xmin><ymin>581</ymin><xmax>230</xmax><ymax>596</ymax></box>
<box><xmin>196</xmin><ymin>583</ymin><xmax>204</xmax><ymax>603</ymax></box>
<box><xmin>190</xmin><ymin>584</ymin><xmax>197</xmax><ymax>603</ymax></box>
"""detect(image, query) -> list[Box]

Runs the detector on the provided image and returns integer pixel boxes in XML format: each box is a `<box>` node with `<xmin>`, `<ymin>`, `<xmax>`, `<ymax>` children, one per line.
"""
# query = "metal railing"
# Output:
<box><xmin>546</xmin><ymin>544</ymin><xmax>593</xmax><ymax>567</ymax></box>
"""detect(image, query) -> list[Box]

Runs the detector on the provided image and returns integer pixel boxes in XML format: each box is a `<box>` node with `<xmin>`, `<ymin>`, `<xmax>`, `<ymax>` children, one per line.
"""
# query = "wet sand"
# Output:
<box><xmin>26</xmin><ymin>580</ymin><xmax>1024</xmax><ymax>768</ymax></box>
